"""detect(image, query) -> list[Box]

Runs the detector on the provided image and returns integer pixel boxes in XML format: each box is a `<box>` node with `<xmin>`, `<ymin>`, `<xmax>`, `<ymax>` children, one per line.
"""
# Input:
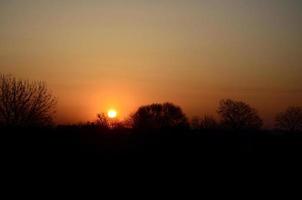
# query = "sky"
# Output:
<box><xmin>0</xmin><ymin>0</ymin><xmax>301</xmax><ymax>126</ymax></box>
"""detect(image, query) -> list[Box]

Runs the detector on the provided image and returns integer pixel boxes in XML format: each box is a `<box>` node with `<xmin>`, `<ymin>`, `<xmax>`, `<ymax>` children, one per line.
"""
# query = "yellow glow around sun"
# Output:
<box><xmin>108</xmin><ymin>109</ymin><xmax>117</xmax><ymax>119</ymax></box>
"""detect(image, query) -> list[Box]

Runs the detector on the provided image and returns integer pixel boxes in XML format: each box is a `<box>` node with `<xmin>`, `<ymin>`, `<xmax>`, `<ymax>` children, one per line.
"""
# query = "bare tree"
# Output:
<box><xmin>0</xmin><ymin>74</ymin><xmax>56</xmax><ymax>127</ymax></box>
<box><xmin>217</xmin><ymin>99</ymin><xmax>262</xmax><ymax>130</ymax></box>
<box><xmin>275</xmin><ymin>106</ymin><xmax>302</xmax><ymax>132</ymax></box>
<box><xmin>132</xmin><ymin>102</ymin><xmax>189</xmax><ymax>130</ymax></box>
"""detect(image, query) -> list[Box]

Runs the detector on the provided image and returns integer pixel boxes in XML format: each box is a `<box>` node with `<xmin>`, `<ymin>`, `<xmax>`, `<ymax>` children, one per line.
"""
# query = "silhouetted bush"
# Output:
<box><xmin>191</xmin><ymin>116</ymin><xmax>201</xmax><ymax>130</ymax></box>
<box><xmin>131</xmin><ymin>102</ymin><xmax>189</xmax><ymax>130</ymax></box>
<box><xmin>96</xmin><ymin>112</ymin><xmax>127</xmax><ymax>130</ymax></box>
<box><xmin>191</xmin><ymin>115</ymin><xmax>218</xmax><ymax>131</ymax></box>
<box><xmin>96</xmin><ymin>113</ymin><xmax>110</xmax><ymax>129</ymax></box>
<box><xmin>275</xmin><ymin>106</ymin><xmax>302</xmax><ymax>132</ymax></box>
<box><xmin>217</xmin><ymin>99</ymin><xmax>262</xmax><ymax>131</ymax></box>
<box><xmin>200</xmin><ymin>115</ymin><xmax>218</xmax><ymax>131</ymax></box>
<box><xmin>0</xmin><ymin>74</ymin><xmax>56</xmax><ymax>127</ymax></box>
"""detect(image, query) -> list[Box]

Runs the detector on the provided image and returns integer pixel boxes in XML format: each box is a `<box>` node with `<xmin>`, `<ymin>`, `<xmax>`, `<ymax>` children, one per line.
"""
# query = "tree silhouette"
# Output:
<box><xmin>217</xmin><ymin>99</ymin><xmax>262</xmax><ymax>130</ymax></box>
<box><xmin>275</xmin><ymin>106</ymin><xmax>302</xmax><ymax>132</ymax></box>
<box><xmin>132</xmin><ymin>102</ymin><xmax>189</xmax><ymax>130</ymax></box>
<box><xmin>0</xmin><ymin>74</ymin><xmax>56</xmax><ymax>127</ymax></box>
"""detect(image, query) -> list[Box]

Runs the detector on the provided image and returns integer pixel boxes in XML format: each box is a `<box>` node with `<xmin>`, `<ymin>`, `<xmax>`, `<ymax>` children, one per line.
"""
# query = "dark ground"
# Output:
<box><xmin>2</xmin><ymin>126</ymin><xmax>302</xmax><ymax>159</ymax></box>
<box><xmin>2</xmin><ymin>126</ymin><xmax>302</xmax><ymax>189</ymax></box>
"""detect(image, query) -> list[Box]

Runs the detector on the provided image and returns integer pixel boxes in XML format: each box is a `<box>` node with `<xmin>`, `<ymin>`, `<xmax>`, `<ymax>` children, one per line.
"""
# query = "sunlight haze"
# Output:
<box><xmin>1</xmin><ymin>0</ymin><xmax>301</xmax><ymax>127</ymax></box>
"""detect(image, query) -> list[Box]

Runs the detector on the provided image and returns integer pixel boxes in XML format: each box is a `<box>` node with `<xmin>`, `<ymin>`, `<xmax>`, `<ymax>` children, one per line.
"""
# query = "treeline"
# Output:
<box><xmin>1</xmin><ymin>74</ymin><xmax>301</xmax><ymax>133</ymax></box>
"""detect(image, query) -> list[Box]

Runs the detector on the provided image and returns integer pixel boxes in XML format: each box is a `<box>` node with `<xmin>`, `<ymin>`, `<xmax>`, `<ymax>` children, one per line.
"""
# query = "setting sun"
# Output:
<box><xmin>108</xmin><ymin>109</ymin><xmax>117</xmax><ymax>119</ymax></box>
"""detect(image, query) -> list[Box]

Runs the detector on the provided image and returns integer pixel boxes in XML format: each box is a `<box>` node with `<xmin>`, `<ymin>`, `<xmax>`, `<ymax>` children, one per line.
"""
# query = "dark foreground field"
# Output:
<box><xmin>2</xmin><ymin>126</ymin><xmax>302</xmax><ymax>160</ymax></box>
<box><xmin>3</xmin><ymin>126</ymin><xmax>302</xmax><ymax>187</ymax></box>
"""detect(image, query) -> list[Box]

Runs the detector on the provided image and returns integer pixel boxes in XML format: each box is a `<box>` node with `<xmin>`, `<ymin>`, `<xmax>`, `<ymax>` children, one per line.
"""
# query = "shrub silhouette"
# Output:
<box><xmin>200</xmin><ymin>115</ymin><xmax>218</xmax><ymax>131</ymax></box>
<box><xmin>0</xmin><ymin>74</ymin><xmax>56</xmax><ymax>127</ymax></box>
<box><xmin>132</xmin><ymin>102</ymin><xmax>189</xmax><ymax>130</ymax></box>
<box><xmin>191</xmin><ymin>115</ymin><xmax>218</xmax><ymax>131</ymax></box>
<box><xmin>96</xmin><ymin>113</ymin><xmax>110</xmax><ymax>129</ymax></box>
<box><xmin>217</xmin><ymin>99</ymin><xmax>262</xmax><ymax>130</ymax></box>
<box><xmin>96</xmin><ymin>112</ymin><xmax>125</xmax><ymax>129</ymax></box>
<box><xmin>191</xmin><ymin>116</ymin><xmax>201</xmax><ymax>130</ymax></box>
<box><xmin>275</xmin><ymin>106</ymin><xmax>302</xmax><ymax>132</ymax></box>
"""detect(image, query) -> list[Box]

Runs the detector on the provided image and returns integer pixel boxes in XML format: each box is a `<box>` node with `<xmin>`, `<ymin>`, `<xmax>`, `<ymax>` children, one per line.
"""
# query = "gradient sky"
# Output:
<box><xmin>1</xmin><ymin>0</ymin><xmax>301</xmax><ymax>126</ymax></box>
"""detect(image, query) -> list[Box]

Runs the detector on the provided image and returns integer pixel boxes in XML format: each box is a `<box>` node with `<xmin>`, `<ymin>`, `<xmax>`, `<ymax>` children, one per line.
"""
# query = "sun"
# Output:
<box><xmin>107</xmin><ymin>109</ymin><xmax>117</xmax><ymax>119</ymax></box>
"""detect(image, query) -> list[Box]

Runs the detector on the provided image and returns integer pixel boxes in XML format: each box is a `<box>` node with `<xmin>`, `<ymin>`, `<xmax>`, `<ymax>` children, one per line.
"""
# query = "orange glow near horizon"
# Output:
<box><xmin>1</xmin><ymin>1</ymin><xmax>302</xmax><ymax>127</ymax></box>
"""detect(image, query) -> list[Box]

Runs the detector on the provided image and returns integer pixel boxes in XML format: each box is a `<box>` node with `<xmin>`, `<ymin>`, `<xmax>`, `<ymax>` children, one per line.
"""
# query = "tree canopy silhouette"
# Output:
<box><xmin>132</xmin><ymin>102</ymin><xmax>189</xmax><ymax>130</ymax></box>
<box><xmin>0</xmin><ymin>74</ymin><xmax>56</xmax><ymax>127</ymax></box>
<box><xmin>275</xmin><ymin>106</ymin><xmax>302</xmax><ymax>132</ymax></box>
<box><xmin>217</xmin><ymin>99</ymin><xmax>262</xmax><ymax>130</ymax></box>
